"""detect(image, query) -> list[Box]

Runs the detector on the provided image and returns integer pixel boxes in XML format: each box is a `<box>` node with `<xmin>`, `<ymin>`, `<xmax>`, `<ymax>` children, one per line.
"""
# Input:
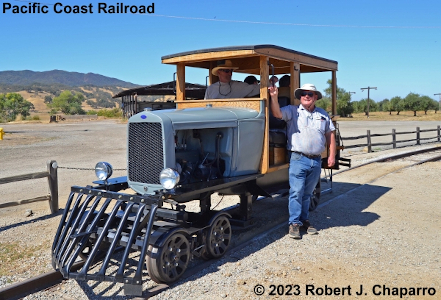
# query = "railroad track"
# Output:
<box><xmin>2</xmin><ymin>145</ymin><xmax>441</xmax><ymax>300</ymax></box>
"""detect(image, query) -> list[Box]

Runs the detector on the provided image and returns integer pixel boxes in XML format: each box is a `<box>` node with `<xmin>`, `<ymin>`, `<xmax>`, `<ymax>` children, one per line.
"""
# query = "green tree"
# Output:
<box><xmin>419</xmin><ymin>96</ymin><xmax>433</xmax><ymax>114</ymax></box>
<box><xmin>390</xmin><ymin>96</ymin><xmax>404</xmax><ymax>115</ymax></box>
<box><xmin>352</xmin><ymin>100</ymin><xmax>365</xmax><ymax>114</ymax></box>
<box><xmin>49</xmin><ymin>90</ymin><xmax>85</xmax><ymax>115</ymax></box>
<box><xmin>404</xmin><ymin>92</ymin><xmax>421</xmax><ymax>116</ymax></box>
<box><xmin>0</xmin><ymin>94</ymin><xmax>5</xmax><ymax>121</ymax></box>
<box><xmin>423</xmin><ymin>97</ymin><xmax>439</xmax><ymax>114</ymax></box>
<box><xmin>315</xmin><ymin>98</ymin><xmax>331</xmax><ymax>111</ymax></box>
<box><xmin>352</xmin><ymin>98</ymin><xmax>378</xmax><ymax>115</ymax></box>
<box><xmin>367</xmin><ymin>99</ymin><xmax>378</xmax><ymax>113</ymax></box>
<box><xmin>432</xmin><ymin>99</ymin><xmax>439</xmax><ymax>113</ymax></box>
<box><xmin>378</xmin><ymin>98</ymin><xmax>389</xmax><ymax>112</ymax></box>
<box><xmin>380</xmin><ymin>99</ymin><xmax>394</xmax><ymax>114</ymax></box>
<box><xmin>0</xmin><ymin>93</ymin><xmax>34</xmax><ymax>121</ymax></box>
<box><xmin>323</xmin><ymin>79</ymin><xmax>354</xmax><ymax>117</ymax></box>
<box><xmin>44</xmin><ymin>95</ymin><xmax>53</xmax><ymax>104</ymax></box>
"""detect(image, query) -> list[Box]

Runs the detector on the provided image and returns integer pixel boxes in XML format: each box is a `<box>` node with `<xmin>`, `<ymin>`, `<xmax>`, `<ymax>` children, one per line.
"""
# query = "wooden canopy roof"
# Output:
<box><xmin>112</xmin><ymin>81</ymin><xmax>206</xmax><ymax>99</ymax></box>
<box><xmin>161</xmin><ymin>45</ymin><xmax>338</xmax><ymax>75</ymax></box>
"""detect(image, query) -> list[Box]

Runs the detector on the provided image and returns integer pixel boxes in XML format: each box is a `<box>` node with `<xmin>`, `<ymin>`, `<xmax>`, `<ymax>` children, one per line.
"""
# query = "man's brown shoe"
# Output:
<box><xmin>289</xmin><ymin>224</ymin><xmax>301</xmax><ymax>239</ymax></box>
<box><xmin>301</xmin><ymin>220</ymin><xmax>318</xmax><ymax>235</ymax></box>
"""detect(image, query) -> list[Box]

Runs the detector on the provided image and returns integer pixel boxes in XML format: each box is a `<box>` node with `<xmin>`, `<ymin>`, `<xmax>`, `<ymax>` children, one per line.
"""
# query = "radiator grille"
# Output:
<box><xmin>128</xmin><ymin>122</ymin><xmax>164</xmax><ymax>184</ymax></box>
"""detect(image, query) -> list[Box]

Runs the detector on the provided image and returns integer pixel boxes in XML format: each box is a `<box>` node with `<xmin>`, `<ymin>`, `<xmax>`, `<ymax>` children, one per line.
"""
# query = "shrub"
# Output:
<box><xmin>87</xmin><ymin>108</ymin><xmax>122</xmax><ymax>118</ymax></box>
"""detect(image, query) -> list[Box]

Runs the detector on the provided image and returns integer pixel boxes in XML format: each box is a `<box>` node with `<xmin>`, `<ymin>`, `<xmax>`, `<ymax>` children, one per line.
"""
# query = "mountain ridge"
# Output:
<box><xmin>0</xmin><ymin>70</ymin><xmax>140</xmax><ymax>88</ymax></box>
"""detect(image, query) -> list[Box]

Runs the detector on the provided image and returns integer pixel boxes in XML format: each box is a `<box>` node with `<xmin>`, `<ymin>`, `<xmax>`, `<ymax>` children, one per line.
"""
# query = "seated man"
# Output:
<box><xmin>244</xmin><ymin>75</ymin><xmax>259</xmax><ymax>85</ymax></box>
<box><xmin>204</xmin><ymin>60</ymin><xmax>260</xmax><ymax>99</ymax></box>
<box><xmin>278</xmin><ymin>74</ymin><xmax>291</xmax><ymax>98</ymax></box>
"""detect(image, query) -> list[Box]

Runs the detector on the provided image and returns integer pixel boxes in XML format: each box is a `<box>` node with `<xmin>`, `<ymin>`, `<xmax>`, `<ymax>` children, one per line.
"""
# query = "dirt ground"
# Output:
<box><xmin>0</xmin><ymin>120</ymin><xmax>440</xmax><ymax>299</ymax></box>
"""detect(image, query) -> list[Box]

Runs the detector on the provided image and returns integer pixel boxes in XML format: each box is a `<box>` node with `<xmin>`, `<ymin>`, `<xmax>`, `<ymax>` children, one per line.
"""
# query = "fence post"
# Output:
<box><xmin>47</xmin><ymin>160</ymin><xmax>59</xmax><ymax>214</ymax></box>
<box><xmin>392</xmin><ymin>129</ymin><xmax>396</xmax><ymax>149</ymax></box>
<box><xmin>416</xmin><ymin>127</ymin><xmax>420</xmax><ymax>145</ymax></box>
<box><xmin>436</xmin><ymin>125</ymin><xmax>441</xmax><ymax>142</ymax></box>
<box><xmin>367</xmin><ymin>130</ymin><xmax>372</xmax><ymax>153</ymax></box>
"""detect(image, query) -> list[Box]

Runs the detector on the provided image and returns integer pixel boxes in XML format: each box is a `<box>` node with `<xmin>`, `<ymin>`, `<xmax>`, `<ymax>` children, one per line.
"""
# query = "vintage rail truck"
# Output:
<box><xmin>52</xmin><ymin>45</ymin><xmax>348</xmax><ymax>295</ymax></box>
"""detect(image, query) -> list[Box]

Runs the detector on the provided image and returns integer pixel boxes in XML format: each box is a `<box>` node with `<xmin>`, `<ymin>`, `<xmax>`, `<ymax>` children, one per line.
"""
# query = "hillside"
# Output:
<box><xmin>0</xmin><ymin>70</ymin><xmax>139</xmax><ymax>87</ymax></box>
<box><xmin>0</xmin><ymin>70</ymin><xmax>144</xmax><ymax>119</ymax></box>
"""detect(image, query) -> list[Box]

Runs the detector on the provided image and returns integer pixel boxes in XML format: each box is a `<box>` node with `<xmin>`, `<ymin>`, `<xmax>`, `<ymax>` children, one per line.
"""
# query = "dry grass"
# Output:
<box><xmin>340</xmin><ymin>111</ymin><xmax>441</xmax><ymax>121</ymax></box>
<box><xmin>0</xmin><ymin>241</ymin><xmax>48</xmax><ymax>276</ymax></box>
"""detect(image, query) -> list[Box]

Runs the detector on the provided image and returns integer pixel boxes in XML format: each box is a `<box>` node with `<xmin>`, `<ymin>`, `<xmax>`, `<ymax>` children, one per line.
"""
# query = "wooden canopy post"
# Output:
<box><xmin>290</xmin><ymin>62</ymin><xmax>300</xmax><ymax>105</ymax></box>
<box><xmin>176</xmin><ymin>63</ymin><xmax>185</xmax><ymax>101</ymax></box>
<box><xmin>260</xmin><ymin>56</ymin><xmax>269</xmax><ymax>174</ymax></box>
<box><xmin>332</xmin><ymin>70</ymin><xmax>337</xmax><ymax>116</ymax></box>
<box><xmin>209</xmin><ymin>61</ymin><xmax>218</xmax><ymax>86</ymax></box>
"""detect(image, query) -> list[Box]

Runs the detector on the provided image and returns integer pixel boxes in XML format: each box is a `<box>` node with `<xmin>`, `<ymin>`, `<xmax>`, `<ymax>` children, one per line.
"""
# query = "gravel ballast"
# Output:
<box><xmin>0</xmin><ymin>120</ymin><xmax>440</xmax><ymax>299</ymax></box>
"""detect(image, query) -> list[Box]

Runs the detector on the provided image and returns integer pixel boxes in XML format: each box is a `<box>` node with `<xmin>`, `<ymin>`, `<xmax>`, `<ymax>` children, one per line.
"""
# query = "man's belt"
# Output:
<box><xmin>291</xmin><ymin>151</ymin><xmax>322</xmax><ymax>159</ymax></box>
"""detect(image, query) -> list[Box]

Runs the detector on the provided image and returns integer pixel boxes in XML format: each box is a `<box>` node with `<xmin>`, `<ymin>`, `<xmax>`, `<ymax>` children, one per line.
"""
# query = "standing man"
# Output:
<box><xmin>205</xmin><ymin>60</ymin><xmax>260</xmax><ymax>99</ymax></box>
<box><xmin>269</xmin><ymin>83</ymin><xmax>336</xmax><ymax>239</ymax></box>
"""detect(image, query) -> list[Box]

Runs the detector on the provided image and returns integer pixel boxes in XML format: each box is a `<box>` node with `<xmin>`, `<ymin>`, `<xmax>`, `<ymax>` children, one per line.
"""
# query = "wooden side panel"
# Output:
<box><xmin>267</xmin><ymin>164</ymin><xmax>289</xmax><ymax>173</ymax></box>
<box><xmin>176</xmin><ymin>98</ymin><xmax>261</xmax><ymax>111</ymax></box>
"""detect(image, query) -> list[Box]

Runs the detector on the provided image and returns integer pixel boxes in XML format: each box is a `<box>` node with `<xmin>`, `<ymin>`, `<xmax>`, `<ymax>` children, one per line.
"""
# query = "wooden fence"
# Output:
<box><xmin>0</xmin><ymin>160</ymin><xmax>58</xmax><ymax>214</ymax></box>
<box><xmin>342</xmin><ymin>125</ymin><xmax>441</xmax><ymax>153</ymax></box>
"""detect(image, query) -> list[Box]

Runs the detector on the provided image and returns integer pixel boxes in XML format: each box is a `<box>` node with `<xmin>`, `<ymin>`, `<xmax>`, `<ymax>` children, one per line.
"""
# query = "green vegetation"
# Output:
<box><xmin>0</xmin><ymin>83</ymin><xmax>127</xmax><ymax>112</ymax></box>
<box><xmin>0</xmin><ymin>92</ymin><xmax>35</xmax><ymax>122</ymax></box>
<box><xmin>315</xmin><ymin>80</ymin><xmax>439</xmax><ymax>117</ymax></box>
<box><xmin>87</xmin><ymin>107</ymin><xmax>123</xmax><ymax>118</ymax></box>
<box><xmin>317</xmin><ymin>79</ymin><xmax>354</xmax><ymax>117</ymax></box>
<box><xmin>48</xmin><ymin>90</ymin><xmax>86</xmax><ymax>115</ymax></box>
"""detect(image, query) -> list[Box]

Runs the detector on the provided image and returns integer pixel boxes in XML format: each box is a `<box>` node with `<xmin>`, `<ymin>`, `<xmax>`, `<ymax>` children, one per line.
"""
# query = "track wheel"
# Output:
<box><xmin>78</xmin><ymin>239</ymin><xmax>109</xmax><ymax>261</ymax></box>
<box><xmin>147</xmin><ymin>232</ymin><xmax>190</xmax><ymax>283</ymax></box>
<box><xmin>205</xmin><ymin>215</ymin><xmax>232</xmax><ymax>258</ymax></box>
<box><xmin>78</xmin><ymin>240</ymin><xmax>93</xmax><ymax>261</ymax></box>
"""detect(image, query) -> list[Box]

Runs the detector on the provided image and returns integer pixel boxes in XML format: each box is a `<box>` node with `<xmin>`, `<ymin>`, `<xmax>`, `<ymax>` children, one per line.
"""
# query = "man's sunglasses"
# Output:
<box><xmin>219</xmin><ymin>69</ymin><xmax>233</xmax><ymax>73</ymax></box>
<box><xmin>301</xmin><ymin>91</ymin><xmax>315</xmax><ymax>97</ymax></box>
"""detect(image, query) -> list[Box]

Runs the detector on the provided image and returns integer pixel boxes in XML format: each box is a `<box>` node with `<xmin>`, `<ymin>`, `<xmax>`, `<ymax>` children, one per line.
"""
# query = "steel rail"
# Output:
<box><xmin>1</xmin><ymin>145</ymin><xmax>441</xmax><ymax>300</ymax></box>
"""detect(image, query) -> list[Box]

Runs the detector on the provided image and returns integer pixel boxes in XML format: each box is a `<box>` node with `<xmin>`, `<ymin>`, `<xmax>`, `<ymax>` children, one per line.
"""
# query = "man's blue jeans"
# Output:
<box><xmin>288</xmin><ymin>152</ymin><xmax>322</xmax><ymax>225</ymax></box>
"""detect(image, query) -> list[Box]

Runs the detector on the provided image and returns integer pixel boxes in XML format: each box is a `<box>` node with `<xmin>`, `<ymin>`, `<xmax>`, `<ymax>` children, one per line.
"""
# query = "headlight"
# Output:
<box><xmin>95</xmin><ymin>162</ymin><xmax>113</xmax><ymax>181</ymax></box>
<box><xmin>159</xmin><ymin>168</ymin><xmax>180</xmax><ymax>190</ymax></box>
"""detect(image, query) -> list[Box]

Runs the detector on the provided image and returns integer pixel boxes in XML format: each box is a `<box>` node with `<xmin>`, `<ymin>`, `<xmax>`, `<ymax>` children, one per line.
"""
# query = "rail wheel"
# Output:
<box><xmin>205</xmin><ymin>215</ymin><xmax>232</xmax><ymax>258</ymax></box>
<box><xmin>78</xmin><ymin>240</ymin><xmax>93</xmax><ymax>261</ymax></box>
<box><xmin>146</xmin><ymin>232</ymin><xmax>190</xmax><ymax>283</ymax></box>
<box><xmin>78</xmin><ymin>238</ymin><xmax>109</xmax><ymax>261</ymax></box>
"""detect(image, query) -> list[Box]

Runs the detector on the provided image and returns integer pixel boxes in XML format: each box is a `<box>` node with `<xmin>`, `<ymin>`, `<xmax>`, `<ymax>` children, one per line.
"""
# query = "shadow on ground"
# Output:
<box><xmin>72</xmin><ymin>181</ymin><xmax>391</xmax><ymax>299</ymax></box>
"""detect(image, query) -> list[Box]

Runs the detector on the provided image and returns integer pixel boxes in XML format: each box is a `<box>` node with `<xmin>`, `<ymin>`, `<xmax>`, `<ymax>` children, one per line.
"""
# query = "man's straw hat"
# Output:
<box><xmin>212</xmin><ymin>60</ymin><xmax>239</xmax><ymax>76</ymax></box>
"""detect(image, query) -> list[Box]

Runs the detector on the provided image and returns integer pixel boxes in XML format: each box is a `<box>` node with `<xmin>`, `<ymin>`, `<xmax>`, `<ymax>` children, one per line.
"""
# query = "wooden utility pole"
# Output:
<box><xmin>361</xmin><ymin>87</ymin><xmax>377</xmax><ymax>118</ymax></box>
<box><xmin>435</xmin><ymin>93</ymin><xmax>441</xmax><ymax>111</ymax></box>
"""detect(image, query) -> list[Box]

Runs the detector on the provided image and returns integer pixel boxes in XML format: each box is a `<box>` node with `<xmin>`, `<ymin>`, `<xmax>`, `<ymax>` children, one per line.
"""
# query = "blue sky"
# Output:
<box><xmin>1</xmin><ymin>0</ymin><xmax>440</xmax><ymax>102</ymax></box>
